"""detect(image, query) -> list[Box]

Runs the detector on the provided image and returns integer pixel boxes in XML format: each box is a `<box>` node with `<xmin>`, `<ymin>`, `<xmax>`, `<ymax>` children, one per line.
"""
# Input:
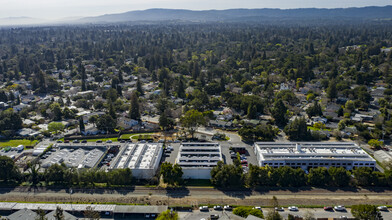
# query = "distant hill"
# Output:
<box><xmin>79</xmin><ymin>6</ymin><xmax>392</xmax><ymax>24</ymax></box>
<box><xmin>0</xmin><ymin>17</ymin><xmax>47</xmax><ymax>26</ymax></box>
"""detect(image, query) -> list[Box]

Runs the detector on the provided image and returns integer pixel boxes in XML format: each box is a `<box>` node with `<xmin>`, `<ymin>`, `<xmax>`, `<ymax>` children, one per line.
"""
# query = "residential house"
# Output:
<box><xmin>118</xmin><ymin>117</ymin><xmax>139</xmax><ymax>129</ymax></box>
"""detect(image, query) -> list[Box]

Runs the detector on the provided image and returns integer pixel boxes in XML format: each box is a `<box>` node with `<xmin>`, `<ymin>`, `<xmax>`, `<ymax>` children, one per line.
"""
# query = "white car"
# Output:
<box><xmin>275</xmin><ymin>207</ymin><xmax>284</xmax><ymax>212</ymax></box>
<box><xmin>199</xmin><ymin>206</ymin><xmax>209</xmax><ymax>211</ymax></box>
<box><xmin>288</xmin><ymin>206</ymin><xmax>298</xmax><ymax>211</ymax></box>
<box><xmin>334</xmin><ymin>206</ymin><xmax>346</xmax><ymax>211</ymax></box>
<box><xmin>378</xmin><ymin>206</ymin><xmax>388</xmax><ymax>211</ymax></box>
<box><xmin>253</xmin><ymin>206</ymin><xmax>262</xmax><ymax>211</ymax></box>
<box><xmin>224</xmin><ymin>205</ymin><xmax>233</xmax><ymax>211</ymax></box>
<box><xmin>213</xmin><ymin>205</ymin><xmax>222</xmax><ymax>210</ymax></box>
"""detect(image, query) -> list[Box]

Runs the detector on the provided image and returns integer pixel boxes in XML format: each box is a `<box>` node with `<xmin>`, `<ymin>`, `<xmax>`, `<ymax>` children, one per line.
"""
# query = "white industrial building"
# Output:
<box><xmin>176</xmin><ymin>142</ymin><xmax>222</xmax><ymax>179</ymax></box>
<box><xmin>111</xmin><ymin>143</ymin><xmax>163</xmax><ymax>179</ymax></box>
<box><xmin>41</xmin><ymin>147</ymin><xmax>106</xmax><ymax>169</ymax></box>
<box><xmin>254</xmin><ymin>142</ymin><xmax>376</xmax><ymax>170</ymax></box>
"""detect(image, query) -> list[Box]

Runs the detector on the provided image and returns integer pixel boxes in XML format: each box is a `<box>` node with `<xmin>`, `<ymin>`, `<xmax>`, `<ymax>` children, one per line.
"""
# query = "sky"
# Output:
<box><xmin>0</xmin><ymin>0</ymin><xmax>391</xmax><ymax>20</ymax></box>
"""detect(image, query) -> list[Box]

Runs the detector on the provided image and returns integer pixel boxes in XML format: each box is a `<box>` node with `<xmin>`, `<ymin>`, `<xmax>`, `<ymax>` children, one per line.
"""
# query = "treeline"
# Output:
<box><xmin>211</xmin><ymin>160</ymin><xmax>392</xmax><ymax>188</ymax></box>
<box><xmin>0</xmin><ymin>156</ymin><xmax>132</xmax><ymax>187</ymax></box>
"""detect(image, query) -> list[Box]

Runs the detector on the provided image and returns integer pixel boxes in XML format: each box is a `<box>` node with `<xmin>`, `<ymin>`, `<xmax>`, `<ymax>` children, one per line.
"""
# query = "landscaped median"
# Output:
<box><xmin>120</xmin><ymin>132</ymin><xmax>156</xmax><ymax>140</ymax></box>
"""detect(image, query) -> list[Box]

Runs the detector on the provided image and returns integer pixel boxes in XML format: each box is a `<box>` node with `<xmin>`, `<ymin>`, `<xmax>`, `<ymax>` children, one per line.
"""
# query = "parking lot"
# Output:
<box><xmin>162</xmin><ymin>143</ymin><xmax>181</xmax><ymax>164</ymax></box>
<box><xmin>178</xmin><ymin>207</ymin><xmax>392</xmax><ymax>220</ymax></box>
<box><xmin>162</xmin><ymin>142</ymin><xmax>258</xmax><ymax>167</ymax></box>
<box><xmin>220</xmin><ymin>142</ymin><xmax>258</xmax><ymax>166</ymax></box>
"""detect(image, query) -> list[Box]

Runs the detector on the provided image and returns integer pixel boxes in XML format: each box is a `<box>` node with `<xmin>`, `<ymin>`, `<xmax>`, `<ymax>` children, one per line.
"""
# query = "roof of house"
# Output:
<box><xmin>7</xmin><ymin>208</ymin><xmax>37</xmax><ymax>220</ymax></box>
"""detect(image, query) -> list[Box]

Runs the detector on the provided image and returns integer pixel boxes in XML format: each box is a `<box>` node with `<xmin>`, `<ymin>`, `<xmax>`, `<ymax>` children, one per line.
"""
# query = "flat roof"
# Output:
<box><xmin>113</xmin><ymin>143</ymin><xmax>162</xmax><ymax>170</ymax></box>
<box><xmin>41</xmin><ymin>147</ymin><xmax>105</xmax><ymax>169</ymax></box>
<box><xmin>0</xmin><ymin>202</ymin><xmax>166</xmax><ymax>214</ymax></box>
<box><xmin>255</xmin><ymin>142</ymin><xmax>375</xmax><ymax>162</ymax></box>
<box><xmin>177</xmin><ymin>142</ymin><xmax>222</xmax><ymax>168</ymax></box>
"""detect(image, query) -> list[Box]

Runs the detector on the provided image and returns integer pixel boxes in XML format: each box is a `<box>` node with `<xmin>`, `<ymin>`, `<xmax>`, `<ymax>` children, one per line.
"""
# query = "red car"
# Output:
<box><xmin>324</xmin><ymin>206</ymin><xmax>333</xmax><ymax>211</ymax></box>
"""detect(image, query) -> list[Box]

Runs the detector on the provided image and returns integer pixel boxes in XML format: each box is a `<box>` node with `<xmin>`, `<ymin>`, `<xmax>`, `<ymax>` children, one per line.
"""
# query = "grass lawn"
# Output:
<box><xmin>120</xmin><ymin>132</ymin><xmax>155</xmax><ymax>140</ymax></box>
<box><xmin>85</xmin><ymin>137</ymin><xmax>118</xmax><ymax>142</ymax></box>
<box><xmin>307</xmin><ymin>126</ymin><xmax>331</xmax><ymax>131</ymax></box>
<box><xmin>0</xmin><ymin>139</ymin><xmax>38</xmax><ymax>148</ymax></box>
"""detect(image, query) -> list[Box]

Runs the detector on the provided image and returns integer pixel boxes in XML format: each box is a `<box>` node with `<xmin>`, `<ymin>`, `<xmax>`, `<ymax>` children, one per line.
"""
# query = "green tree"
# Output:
<box><xmin>79</xmin><ymin>118</ymin><xmax>85</xmax><ymax>133</ymax></box>
<box><xmin>108</xmin><ymin>101</ymin><xmax>117</xmax><ymax>119</ymax></box>
<box><xmin>328</xmin><ymin>167</ymin><xmax>351</xmax><ymax>187</ymax></box>
<box><xmin>48</xmin><ymin>122</ymin><xmax>65</xmax><ymax>135</ymax></box>
<box><xmin>45</xmin><ymin>163</ymin><xmax>67</xmax><ymax>184</ymax></box>
<box><xmin>159</xmin><ymin>111</ymin><xmax>174</xmax><ymax>131</ymax></box>
<box><xmin>284</xmin><ymin>117</ymin><xmax>311</xmax><ymax>141</ymax></box>
<box><xmin>0</xmin><ymin>156</ymin><xmax>20</xmax><ymax>183</ymax></box>
<box><xmin>160</xmin><ymin>162</ymin><xmax>183</xmax><ymax>186</ymax></box>
<box><xmin>233</xmin><ymin>207</ymin><xmax>263</xmax><ymax>218</ymax></box>
<box><xmin>96</xmin><ymin>114</ymin><xmax>116</xmax><ymax>133</ymax></box>
<box><xmin>108</xmin><ymin>168</ymin><xmax>132</xmax><ymax>186</ymax></box>
<box><xmin>326</xmin><ymin>79</ymin><xmax>337</xmax><ymax>101</ymax></box>
<box><xmin>210</xmin><ymin>161</ymin><xmax>244</xmax><ymax>188</ymax></box>
<box><xmin>247</xmin><ymin>103</ymin><xmax>257</xmax><ymax>119</ymax></box>
<box><xmin>50</xmin><ymin>102</ymin><xmax>63</xmax><ymax>121</ymax></box>
<box><xmin>136</xmin><ymin>79</ymin><xmax>144</xmax><ymax>95</ymax></box>
<box><xmin>62</xmin><ymin>107</ymin><xmax>75</xmax><ymax>119</ymax></box>
<box><xmin>35</xmin><ymin>207</ymin><xmax>48</xmax><ymax>220</ymax></box>
<box><xmin>246</xmin><ymin>164</ymin><xmax>271</xmax><ymax>187</ymax></box>
<box><xmin>0</xmin><ymin>109</ymin><xmax>23</xmax><ymax>133</ymax></box>
<box><xmin>353</xmin><ymin>167</ymin><xmax>375</xmax><ymax>186</ymax></box>
<box><xmin>180</xmin><ymin>109</ymin><xmax>206</xmax><ymax>139</ymax></box>
<box><xmin>368</xmin><ymin>139</ymin><xmax>384</xmax><ymax>150</ymax></box>
<box><xmin>27</xmin><ymin>161</ymin><xmax>41</xmax><ymax>185</ymax></box>
<box><xmin>351</xmin><ymin>204</ymin><xmax>381</xmax><ymax>220</ymax></box>
<box><xmin>265</xmin><ymin>211</ymin><xmax>283</xmax><ymax>220</ymax></box>
<box><xmin>156</xmin><ymin>210</ymin><xmax>178</xmax><ymax>220</ymax></box>
<box><xmin>54</xmin><ymin>206</ymin><xmax>65</xmax><ymax>220</ymax></box>
<box><xmin>271</xmin><ymin>99</ymin><xmax>288</xmax><ymax>127</ymax></box>
<box><xmin>308</xmin><ymin>167</ymin><xmax>330</xmax><ymax>186</ymax></box>
<box><xmin>306</xmin><ymin>101</ymin><xmax>323</xmax><ymax>117</ymax></box>
<box><xmin>129</xmin><ymin>92</ymin><xmax>140</xmax><ymax>120</ymax></box>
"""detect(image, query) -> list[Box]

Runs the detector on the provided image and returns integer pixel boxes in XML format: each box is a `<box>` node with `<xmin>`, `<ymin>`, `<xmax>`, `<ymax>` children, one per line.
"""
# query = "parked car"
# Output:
<box><xmin>378</xmin><ymin>206</ymin><xmax>388</xmax><ymax>211</ymax></box>
<box><xmin>210</xmin><ymin>214</ymin><xmax>219</xmax><ymax>220</ymax></box>
<box><xmin>288</xmin><ymin>206</ymin><xmax>298</xmax><ymax>211</ymax></box>
<box><xmin>324</xmin><ymin>206</ymin><xmax>333</xmax><ymax>211</ymax></box>
<box><xmin>339</xmin><ymin>216</ymin><xmax>347</xmax><ymax>219</ymax></box>
<box><xmin>106</xmin><ymin>140</ymin><xmax>112</xmax><ymax>143</ymax></box>
<box><xmin>224</xmin><ymin>205</ymin><xmax>233</xmax><ymax>211</ymax></box>
<box><xmin>81</xmin><ymin>140</ymin><xmax>87</xmax><ymax>143</ymax></box>
<box><xmin>96</xmin><ymin>140</ymin><xmax>103</xmax><ymax>143</ymax></box>
<box><xmin>253</xmin><ymin>206</ymin><xmax>262</xmax><ymax>211</ymax></box>
<box><xmin>167</xmin><ymin>145</ymin><xmax>174</xmax><ymax>151</ymax></box>
<box><xmin>275</xmin><ymin>207</ymin><xmax>284</xmax><ymax>212</ymax></box>
<box><xmin>56</xmin><ymin>140</ymin><xmax>62</xmax><ymax>143</ymax></box>
<box><xmin>213</xmin><ymin>206</ymin><xmax>222</xmax><ymax>210</ymax></box>
<box><xmin>64</xmin><ymin>140</ymin><xmax>69</xmax><ymax>143</ymax></box>
<box><xmin>334</xmin><ymin>206</ymin><xmax>346</xmax><ymax>211</ymax></box>
<box><xmin>199</xmin><ymin>206</ymin><xmax>209</xmax><ymax>211</ymax></box>
<box><xmin>72</xmin><ymin>140</ymin><xmax>79</xmax><ymax>143</ymax></box>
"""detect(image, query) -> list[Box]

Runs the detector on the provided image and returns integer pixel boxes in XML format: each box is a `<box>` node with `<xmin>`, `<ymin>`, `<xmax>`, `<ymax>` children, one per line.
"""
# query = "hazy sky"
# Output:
<box><xmin>1</xmin><ymin>0</ymin><xmax>391</xmax><ymax>20</ymax></box>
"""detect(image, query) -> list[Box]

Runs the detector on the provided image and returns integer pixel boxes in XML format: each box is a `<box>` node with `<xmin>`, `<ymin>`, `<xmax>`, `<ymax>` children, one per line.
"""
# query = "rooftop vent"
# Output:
<box><xmin>296</xmin><ymin>143</ymin><xmax>302</xmax><ymax>152</ymax></box>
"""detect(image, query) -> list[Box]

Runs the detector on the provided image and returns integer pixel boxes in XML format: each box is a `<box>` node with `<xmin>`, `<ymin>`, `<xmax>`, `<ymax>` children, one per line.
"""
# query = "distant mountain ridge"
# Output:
<box><xmin>1</xmin><ymin>6</ymin><xmax>392</xmax><ymax>26</ymax></box>
<box><xmin>79</xmin><ymin>6</ymin><xmax>392</xmax><ymax>23</ymax></box>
